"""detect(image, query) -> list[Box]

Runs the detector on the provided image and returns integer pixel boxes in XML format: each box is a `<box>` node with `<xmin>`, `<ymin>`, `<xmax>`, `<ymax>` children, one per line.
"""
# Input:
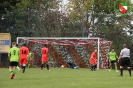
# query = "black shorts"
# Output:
<box><xmin>120</xmin><ymin>57</ymin><xmax>131</xmax><ymax>67</ymax></box>
<box><xmin>9</xmin><ymin>62</ymin><xmax>18</xmax><ymax>66</ymax></box>
<box><xmin>110</xmin><ymin>60</ymin><xmax>117</xmax><ymax>64</ymax></box>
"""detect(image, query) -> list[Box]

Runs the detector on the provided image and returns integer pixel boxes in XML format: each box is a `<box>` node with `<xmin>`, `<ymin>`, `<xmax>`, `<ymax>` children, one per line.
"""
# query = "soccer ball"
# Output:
<box><xmin>61</xmin><ymin>65</ymin><xmax>64</xmax><ymax>68</ymax></box>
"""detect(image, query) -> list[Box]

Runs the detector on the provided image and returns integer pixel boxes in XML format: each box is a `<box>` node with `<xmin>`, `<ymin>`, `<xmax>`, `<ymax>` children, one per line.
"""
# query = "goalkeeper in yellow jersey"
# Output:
<box><xmin>27</xmin><ymin>52</ymin><xmax>34</xmax><ymax>68</ymax></box>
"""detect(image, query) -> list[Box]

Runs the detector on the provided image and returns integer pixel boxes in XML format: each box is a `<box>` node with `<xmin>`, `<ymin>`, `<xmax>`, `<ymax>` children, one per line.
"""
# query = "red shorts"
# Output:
<box><xmin>19</xmin><ymin>58</ymin><xmax>27</xmax><ymax>65</ymax></box>
<box><xmin>90</xmin><ymin>58</ymin><xmax>97</xmax><ymax>65</ymax></box>
<box><xmin>41</xmin><ymin>56</ymin><xmax>48</xmax><ymax>62</ymax></box>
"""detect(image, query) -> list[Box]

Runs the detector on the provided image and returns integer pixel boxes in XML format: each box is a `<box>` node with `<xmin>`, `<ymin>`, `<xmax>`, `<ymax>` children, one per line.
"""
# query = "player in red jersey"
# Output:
<box><xmin>89</xmin><ymin>50</ymin><xmax>97</xmax><ymax>71</ymax></box>
<box><xmin>41</xmin><ymin>44</ymin><xmax>50</xmax><ymax>71</ymax></box>
<box><xmin>19</xmin><ymin>43</ymin><xmax>29</xmax><ymax>73</ymax></box>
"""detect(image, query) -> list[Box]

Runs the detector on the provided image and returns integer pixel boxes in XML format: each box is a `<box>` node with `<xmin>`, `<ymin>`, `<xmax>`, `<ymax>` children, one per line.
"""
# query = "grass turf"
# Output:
<box><xmin>0</xmin><ymin>68</ymin><xmax>133</xmax><ymax>88</ymax></box>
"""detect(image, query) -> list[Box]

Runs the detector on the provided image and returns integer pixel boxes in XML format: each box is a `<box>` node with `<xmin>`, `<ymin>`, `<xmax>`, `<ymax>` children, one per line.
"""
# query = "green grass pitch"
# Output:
<box><xmin>0</xmin><ymin>68</ymin><xmax>133</xmax><ymax>88</ymax></box>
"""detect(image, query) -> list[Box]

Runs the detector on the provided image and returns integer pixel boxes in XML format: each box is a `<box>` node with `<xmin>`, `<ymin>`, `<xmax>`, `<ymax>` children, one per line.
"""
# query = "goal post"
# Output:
<box><xmin>16</xmin><ymin>37</ymin><xmax>112</xmax><ymax>69</ymax></box>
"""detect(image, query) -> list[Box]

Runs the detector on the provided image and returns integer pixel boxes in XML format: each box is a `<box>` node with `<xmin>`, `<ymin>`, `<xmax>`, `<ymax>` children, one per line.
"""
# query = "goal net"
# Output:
<box><xmin>17</xmin><ymin>37</ymin><xmax>112</xmax><ymax>69</ymax></box>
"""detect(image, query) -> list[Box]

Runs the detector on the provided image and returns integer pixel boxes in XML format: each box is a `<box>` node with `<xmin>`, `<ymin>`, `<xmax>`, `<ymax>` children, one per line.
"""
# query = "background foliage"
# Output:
<box><xmin>0</xmin><ymin>0</ymin><xmax>133</xmax><ymax>57</ymax></box>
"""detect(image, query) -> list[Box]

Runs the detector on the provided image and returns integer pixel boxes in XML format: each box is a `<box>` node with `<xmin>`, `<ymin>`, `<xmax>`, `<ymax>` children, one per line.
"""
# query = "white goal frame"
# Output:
<box><xmin>16</xmin><ymin>37</ymin><xmax>112</xmax><ymax>69</ymax></box>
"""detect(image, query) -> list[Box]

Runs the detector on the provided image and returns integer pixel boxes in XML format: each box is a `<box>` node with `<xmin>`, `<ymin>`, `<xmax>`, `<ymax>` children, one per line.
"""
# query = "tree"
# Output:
<box><xmin>0</xmin><ymin>0</ymin><xmax>63</xmax><ymax>41</ymax></box>
<box><xmin>65</xmin><ymin>0</ymin><xmax>133</xmax><ymax>53</ymax></box>
<box><xmin>66</xmin><ymin>0</ymin><xmax>92</xmax><ymax>37</ymax></box>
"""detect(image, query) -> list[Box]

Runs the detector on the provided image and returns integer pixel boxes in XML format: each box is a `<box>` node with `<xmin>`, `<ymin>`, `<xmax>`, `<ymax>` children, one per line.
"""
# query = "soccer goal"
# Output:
<box><xmin>16</xmin><ymin>37</ymin><xmax>112</xmax><ymax>69</ymax></box>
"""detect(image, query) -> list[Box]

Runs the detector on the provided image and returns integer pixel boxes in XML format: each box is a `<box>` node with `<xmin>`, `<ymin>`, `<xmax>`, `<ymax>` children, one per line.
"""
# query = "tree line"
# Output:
<box><xmin>0</xmin><ymin>0</ymin><xmax>133</xmax><ymax>55</ymax></box>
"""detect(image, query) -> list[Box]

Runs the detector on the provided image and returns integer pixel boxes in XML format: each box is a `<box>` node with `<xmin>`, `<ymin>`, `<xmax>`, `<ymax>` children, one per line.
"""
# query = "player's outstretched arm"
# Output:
<box><xmin>118</xmin><ymin>55</ymin><xmax>122</xmax><ymax>63</ymax></box>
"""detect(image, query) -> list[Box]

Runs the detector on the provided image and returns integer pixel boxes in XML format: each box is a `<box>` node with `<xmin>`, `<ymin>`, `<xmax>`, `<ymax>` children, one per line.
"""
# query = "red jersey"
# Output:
<box><xmin>41</xmin><ymin>47</ymin><xmax>48</xmax><ymax>61</ymax></box>
<box><xmin>89</xmin><ymin>51</ymin><xmax>97</xmax><ymax>65</ymax></box>
<box><xmin>41</xmin><ymin>47</ymin><xmax>48</xmax><ymax>56</ymax></box>
<box><xmin>19</xmin><ymin>46</ymin><xmax>29</xmax><ymax>59</ymax></box>
<box><xmin>90</xmin><ymin>52</ymin><xmax>97</xmax><ymax>60</ymax></box>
